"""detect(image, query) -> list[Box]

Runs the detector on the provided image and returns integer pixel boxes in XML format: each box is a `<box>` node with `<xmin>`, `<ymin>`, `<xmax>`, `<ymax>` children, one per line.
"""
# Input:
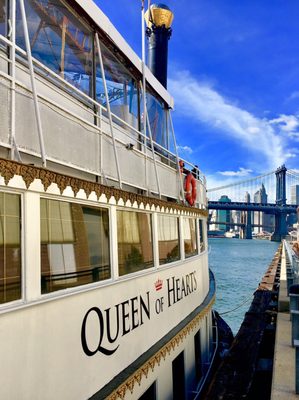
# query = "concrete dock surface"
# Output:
<box><xmin>271</xmin><ymin>246</ymin><xmax>298</xmax><ymax>400</ymax></box>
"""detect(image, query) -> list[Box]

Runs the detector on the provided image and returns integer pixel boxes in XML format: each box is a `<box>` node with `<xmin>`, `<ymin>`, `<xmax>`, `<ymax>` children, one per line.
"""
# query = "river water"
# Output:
<box><xmin>209</xmin><ymin>238</ymin><xmax>279</xmax><ymax>335</ymax></box>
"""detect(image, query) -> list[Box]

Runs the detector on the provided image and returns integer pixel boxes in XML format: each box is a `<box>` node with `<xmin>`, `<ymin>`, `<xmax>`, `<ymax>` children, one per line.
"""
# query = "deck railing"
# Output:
<box><xmin>0</xmin><ymin>33</ymin><xmax>207</xmax><ymax>206</ymax></box>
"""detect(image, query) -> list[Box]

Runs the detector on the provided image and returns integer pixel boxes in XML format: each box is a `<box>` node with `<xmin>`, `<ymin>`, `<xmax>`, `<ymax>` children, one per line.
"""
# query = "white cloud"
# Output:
<box><xmin>288</xmin><ymin>91</ymin><xmax>299</xmax><ymax>101</ymax></box>
<box><xmin>218</xmin><ymin>167</ymin><xmax>253</xmax><ymax>177</ymax></box>
<box><xmin>177</xmin><ymin>145</ymin><xmax>193</xmax><ymax>154</ymax></box>
<box><xmin>168</xmin><ymin>70</ymin><xmax>289</xmax><ymax>170</ymax></box>
<box><xmin>269</xmin><ymin>114</ymin><xmax>299</xmax><ymax>133</ymax></box>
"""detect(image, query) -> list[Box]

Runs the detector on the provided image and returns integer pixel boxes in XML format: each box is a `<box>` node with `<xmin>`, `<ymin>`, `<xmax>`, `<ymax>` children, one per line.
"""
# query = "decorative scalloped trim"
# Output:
<box><xmin>0</xmin><ymin>159</ymin><xmax>208</xmax><ymax>216</ymax></box>
<box><xmin>106</xmin><ymin>296</ymin><xmax>215</xmax><ymax>400</ymax></box>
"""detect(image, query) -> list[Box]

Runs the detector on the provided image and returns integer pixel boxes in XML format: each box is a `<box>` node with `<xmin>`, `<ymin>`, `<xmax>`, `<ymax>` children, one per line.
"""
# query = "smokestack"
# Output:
<box><xmin>145</xmin><ymin>4</ymin><xmax>174</xmax><ymax>89</ymax></box>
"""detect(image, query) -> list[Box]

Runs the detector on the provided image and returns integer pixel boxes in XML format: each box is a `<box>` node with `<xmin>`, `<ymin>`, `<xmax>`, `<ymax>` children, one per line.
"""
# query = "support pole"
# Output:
<box><xmin>168</xmin><ymin>110</ymin><xmax>185</xmax><ymax>203</ymax></box>
<box><xmin>144</xmin><ymin>99</ymin><xmax>161</xmax><ymax>198</ymax></box>
<box><xmin>294</xmin><ymin>340</ymin><xmax>299</xmax><ymax>394</ymax></box>
<box><xmin>9</xmin><ymin>0</ymin><xmax>18</xmax><ymax>160</ymax></box>
<box><xmin>141</xmin><ymin>1</ymin><xmax>148</xmax><ymax>193</ymax></box>
<box><xmin>95</xmin><ymin>33</ymin><xmax>122</xmax><ymax>189</ymax></box>
<box><xmin>20</xmin><ymin>0</ymin><xmax>47</xmax><ymax>167</ymax></box>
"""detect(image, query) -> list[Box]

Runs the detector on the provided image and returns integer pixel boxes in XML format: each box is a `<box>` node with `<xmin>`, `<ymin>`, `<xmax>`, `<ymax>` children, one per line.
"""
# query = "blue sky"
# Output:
<box><xmin>94</xmin><ymin>0</ymin><xmax>299</xmax><ymax>189</ymax></box>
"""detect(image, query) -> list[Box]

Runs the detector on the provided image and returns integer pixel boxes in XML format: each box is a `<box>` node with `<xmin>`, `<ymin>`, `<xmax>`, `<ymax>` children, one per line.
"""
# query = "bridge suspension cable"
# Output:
<box><xmin>207</xmin><ymin>170</ymin><xmax>276</xmax><ymax>192</ymax></box>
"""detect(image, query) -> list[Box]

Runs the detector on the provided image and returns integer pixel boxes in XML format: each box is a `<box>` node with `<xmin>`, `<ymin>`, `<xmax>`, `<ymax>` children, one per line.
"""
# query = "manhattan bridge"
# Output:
<box><xmin>207</xmin><ymin>165</ymin><xmax>299</xmax><ymax>241</ymax></box>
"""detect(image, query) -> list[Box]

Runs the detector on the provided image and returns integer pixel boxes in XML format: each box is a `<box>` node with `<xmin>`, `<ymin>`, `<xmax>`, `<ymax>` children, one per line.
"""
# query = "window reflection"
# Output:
<box><xmin>158</xmin><ymin>215</ymin><xmax>180</xmax><ymax>265</ymax></box>
<box><xmin>0</xmin><ymin>193</ymin><xmax>21</xmax><ymax>304</ymax></box>
<box><xmin>146</xmin><ymin>91</ymin><xmax>167</xmax><ymax>149</ymax></box>
<box><xmin>0</xmin><ymin>0</ymin><xmax>6</xmax><ymax>36</ymax></box>
<box><xmin>12</xmin><ymin>0</ymin><xmax>172</xmax><ymax>155</ymax></box>
<box><xmin>96</xmin><ymin>44</ymin><xmax>139</xmax><ymax>129</ymax></box>
<box><xmin>117</xmin><ymin>210</ymin><xmax>153</xmax><ymax>276</ymax></box>
<box><xmin>16</xmin><ymin>0</ymin><xmax>93</xmax><ymax>96</ymax></box>
<box><xmin>183</xmin><ymin>218</ymin><xmax>197</xmax><ymax>258</ymax></box>
<box><xmin>199</xmin><ymin>219</ymin><xmax>205</xmax><ymax>252</ymax></box>
<box><xmin>41</xmin><ymin>199</ymin><xmax>110</xmax><ymax>293</ymax></box>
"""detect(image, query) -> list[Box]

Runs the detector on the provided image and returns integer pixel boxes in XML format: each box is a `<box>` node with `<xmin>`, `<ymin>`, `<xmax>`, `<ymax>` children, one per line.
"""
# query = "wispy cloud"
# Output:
<box><xmin>177</xmin><ymin>145</ymin><xmax>193</xmax><ymax>154</ymax></box>
<box><xmin>287</xmin><ymin>91</ymin><xmax>299</xmax><ymax>102</ymax></box>
<box><xmin>269</xmin><ymin>114</ymin><xmax>299</xmax><ymax>133</ymax></box>
<box><xmin>168</xmin><ymin>70</ymin><xmax>293</xmax><ymax>170</ymax></box>
<box><xmin>218</xmin><ymin>167</ymin><xmax>253</xmax><ymax>177</ymax></box>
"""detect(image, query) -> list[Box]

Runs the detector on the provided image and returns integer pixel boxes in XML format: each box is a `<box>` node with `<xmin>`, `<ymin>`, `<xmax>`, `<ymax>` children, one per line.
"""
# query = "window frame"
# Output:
<box><xmin>0</xmin><ymin>189</ymin><xmax>24</xmax><ymax>308</ymax></box>
<box><xmin>116</xmin><ymin>208</ymin><xmax>155</xmax><ymax>277</ymax></box>
<box><xmin>182</xmin><ymin>217</ymin><xmax>198</xmax><ymax>259</ymax></box>
<box><xmin>157</xmin><ymin>213</ymin><xmax>181</xmax><ymax>266</ymax></box>
<box><xmin>40</xmin><ymin>196</ymin><xmax>112</xmax><ymax>295</ymax></box>
<box><xmin>198</xmin><ymin>218</ymin><xmax>206</xmax><ymax>253</ymax></box>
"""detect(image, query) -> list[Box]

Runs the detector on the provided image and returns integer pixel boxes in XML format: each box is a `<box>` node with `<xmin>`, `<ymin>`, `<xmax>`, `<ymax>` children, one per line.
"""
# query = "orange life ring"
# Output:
<box><xmin>184</xmin><ymin>173</ymin><xmax>197</xmax><ymax>206</ymax></box>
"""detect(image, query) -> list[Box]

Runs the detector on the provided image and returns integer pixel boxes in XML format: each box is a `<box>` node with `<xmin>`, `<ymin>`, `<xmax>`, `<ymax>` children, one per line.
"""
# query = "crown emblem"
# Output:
<box><xmin>155</xmin><ymin>279</ymin><xmax>163</xmax><ymax>291</ymax></box>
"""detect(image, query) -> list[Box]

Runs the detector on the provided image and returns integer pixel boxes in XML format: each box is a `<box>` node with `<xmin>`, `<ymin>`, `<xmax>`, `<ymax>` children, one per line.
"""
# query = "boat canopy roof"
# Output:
<box><xmin>74</xmin><ymin>0</ymin><xmax>174</xmax><ymax>108</ymax></box>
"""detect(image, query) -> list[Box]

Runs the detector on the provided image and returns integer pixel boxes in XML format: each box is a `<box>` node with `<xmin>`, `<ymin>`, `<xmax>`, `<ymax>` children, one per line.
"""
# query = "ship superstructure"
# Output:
<box><xmin>0</xmin><ymin>1</ymin><xmax>215</xmax><ymax>399</ymax></box>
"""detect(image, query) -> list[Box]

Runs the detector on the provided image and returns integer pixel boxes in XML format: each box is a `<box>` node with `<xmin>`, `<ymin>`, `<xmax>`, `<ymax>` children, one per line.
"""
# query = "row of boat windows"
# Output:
<box><xmin>0</xmin><ymin>0</ymin><xmax>171</xmax><ymax>151</ymax></box>
<box><xmin>0</xmin><ymin>193</ymin><xmax>206</xmax><ymax>305</ymax></box>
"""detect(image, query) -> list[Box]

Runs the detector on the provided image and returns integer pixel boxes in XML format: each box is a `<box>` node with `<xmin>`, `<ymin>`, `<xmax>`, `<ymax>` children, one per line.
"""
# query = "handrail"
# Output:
<box><xmin>0</xmin><ymin>34</ymin><xmax>206</xmax><ymax>179</ymax></box>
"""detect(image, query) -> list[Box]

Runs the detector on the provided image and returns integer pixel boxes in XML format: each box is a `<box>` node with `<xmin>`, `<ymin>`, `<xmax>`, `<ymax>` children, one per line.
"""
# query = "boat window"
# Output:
<box><xmin>199</xmin><ymin>219</ymin><xmax>206</xmax><ymax>252</ymax></box>
<box><xmin>145</xmin><ymin>92</ymin><xmax>167</xmax><ymax>148</ymax></box>
<box><xmin>138</xmin><ymin>382</ymin><xmax>156</xmax><ymax>400</ymax></box>
<box><xmin>117</xmin><ymin>210</ymin><xmax>153</xmax><ymax>276</ymax></box>
<box><xmin>157</xmin><ymin>215</ymin><xmax>180</xmax><ymax>265</ymax></box>
<box><xmin>0</xmin><ymin>193</ymin><xmax>21</xmax><ymax>304</ymax></box>
<box><xmin>194</xmin><ymin>330</ymin><xmax>203</xmax><ymax>382</ymax></box>
<box><xmin>16</xmin><ymin>0</ymin><xmax>93</xmax><ymax>97</ymax></box>
<box><xmin>0</xmin><ymin>0</ymin><xmax>6</xmax><ymax>37</ymax></box>
<box><xmin>183</xmin><ymin>218</ymin><xmax>197</xmax><ymax>258</ymax></box>
<box><xmin>96</xmin><ymin>43</ymin><xmax>140</xmax><ymax>129</ymax></box>
<box><xmin>172</xmin><ymin>351</ymin><xmax>185</xmax><ymax>400</ymax></box>
<box><xmin>40</xmin><ymin>199</ymin><xmax>110</xmax><ymax>294</ymax></box>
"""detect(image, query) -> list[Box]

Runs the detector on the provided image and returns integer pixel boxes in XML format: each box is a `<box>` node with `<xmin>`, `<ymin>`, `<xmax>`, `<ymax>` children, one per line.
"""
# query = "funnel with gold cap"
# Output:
<box><xmin>145</xmin><ymin>4</ymin><xmax>174</xmax><ymax>88</ymax></box>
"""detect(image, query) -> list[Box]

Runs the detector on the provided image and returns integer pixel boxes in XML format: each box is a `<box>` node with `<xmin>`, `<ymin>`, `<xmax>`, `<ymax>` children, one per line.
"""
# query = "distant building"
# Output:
<box><xmin>209</xmin><ymin>209</ymin><xmax>217</xmax><ymax>231</ymax></box>
<box><xmin>253</xmin><ymin>184</ymin><xmax>273</xmax><ymax>233</ymax></box>
<box><xmin>217</xmin><ymin>195</ymin><xmax>232</xmax><ymax>232</ymax></box>
<box><xmin>291</xmin><ymin>185</ymin><xmax>299</xmax><ymax>205</ymax></box>
<box><xmin>244</xmin><ymin>191</ymin><xmax>250</xmax><ymax>203</ymax></box>
<box><xmin>232</xmin><ymin>210</ymin><xmax>241</xmax><ymax>232</ymax></box>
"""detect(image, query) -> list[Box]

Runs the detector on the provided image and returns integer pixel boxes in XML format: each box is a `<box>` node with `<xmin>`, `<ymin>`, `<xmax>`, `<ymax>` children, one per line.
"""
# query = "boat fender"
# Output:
<box><xmin>185</xmin><ymin>172</ymin><xmax>197</xmax><ymax>206</ymax></box>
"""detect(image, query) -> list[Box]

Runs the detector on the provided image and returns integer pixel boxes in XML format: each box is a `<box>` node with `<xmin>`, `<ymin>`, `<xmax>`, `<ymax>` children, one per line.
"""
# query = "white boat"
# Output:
<box><xmin>0</xmin><ymin>1</ymin><xmax>216</xmax><ymax>399</ymax></box>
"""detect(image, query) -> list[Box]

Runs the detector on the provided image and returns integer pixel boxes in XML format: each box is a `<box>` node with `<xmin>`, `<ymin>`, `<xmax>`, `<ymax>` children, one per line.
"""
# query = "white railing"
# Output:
<box><xmin>0</xmin><ymin>32</ymin><xmax>207</xmax><ymax>206</ymax></box>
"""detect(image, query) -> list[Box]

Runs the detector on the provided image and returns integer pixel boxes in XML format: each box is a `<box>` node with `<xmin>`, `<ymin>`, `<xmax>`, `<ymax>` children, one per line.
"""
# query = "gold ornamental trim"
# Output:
<box><xmin>106</xmin><ymin>295</ymin><xmax>215</xmax><ymax>400</ymax></box>
<box><xmin>145</xmin><ymin>6</ymin><xmax>174</xmax><ymax>29</ymax></box>
<box><xmin>0</xmin><ymin>159</ymin><xmax>208</xmax><ymax>216</ymax></box>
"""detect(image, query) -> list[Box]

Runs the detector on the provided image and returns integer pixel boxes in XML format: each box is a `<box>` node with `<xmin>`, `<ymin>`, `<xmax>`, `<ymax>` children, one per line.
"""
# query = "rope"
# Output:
<box><xmin>218</xmin><ymin>294</ymin><xmax>254</xmax><ymax>316</ymax></box>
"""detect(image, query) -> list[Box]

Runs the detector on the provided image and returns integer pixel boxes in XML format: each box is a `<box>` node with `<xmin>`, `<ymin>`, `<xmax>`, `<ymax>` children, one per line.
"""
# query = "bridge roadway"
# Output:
<box><xmin>208</xmin><ymin>201</ymin><xmax>298</xmax><ymax>214</ymax></box>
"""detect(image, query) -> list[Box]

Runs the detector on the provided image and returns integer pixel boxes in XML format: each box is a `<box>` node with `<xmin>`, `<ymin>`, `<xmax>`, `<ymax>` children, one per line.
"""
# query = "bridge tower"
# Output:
<box><xmin>272</xmin><ymin>165</ymin><xmax>288</xmax><ymax>241</ymax></box>
<box><xmin>275</xmin><ymin>164</ymin><xmax>287</xmax><ymax>206</ymax></box>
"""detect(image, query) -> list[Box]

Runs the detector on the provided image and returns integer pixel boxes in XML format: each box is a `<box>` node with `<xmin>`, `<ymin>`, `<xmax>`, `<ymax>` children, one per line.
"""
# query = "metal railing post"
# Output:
<box><xmin>141</xmin><ymin>2</ymin><xmax>149</xmax><ymax>194</ymax></box>
<box><xmin>20</xmin><ymin>0</ymin><xmax>47</xmax><ymax>167</ymax></box>
<box><xmin>95</xmin><ymin>33</ymin><xmax>122</xmax><ymax>189</ymax></box>
<box><xmin>9</xmin><ymin>0</ymin><xmax>17</xmax><ymax>160</ymax></box>
<box><xmin>294</xmin><ymin>339</ymin><xmax>299</xmax><ymax>394</ymax></box>
<box><xmin>287</xmin><ymin>269</ymin><xmax>294</xmax><ymax>295</ymax></box>
<box><xmin>144</xmin><ymin>99</ymin><xmax>161</xmax><ymax>198</ymax></box>
<box><xmin>168</xmin><ymin>110</ymin><xmax>185</xmax><ymax>203</ymax></box>
<box><xmin>291</xmin><ymin>310</ymin><xmax>299</xmax><ymax>347</ymax></box>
